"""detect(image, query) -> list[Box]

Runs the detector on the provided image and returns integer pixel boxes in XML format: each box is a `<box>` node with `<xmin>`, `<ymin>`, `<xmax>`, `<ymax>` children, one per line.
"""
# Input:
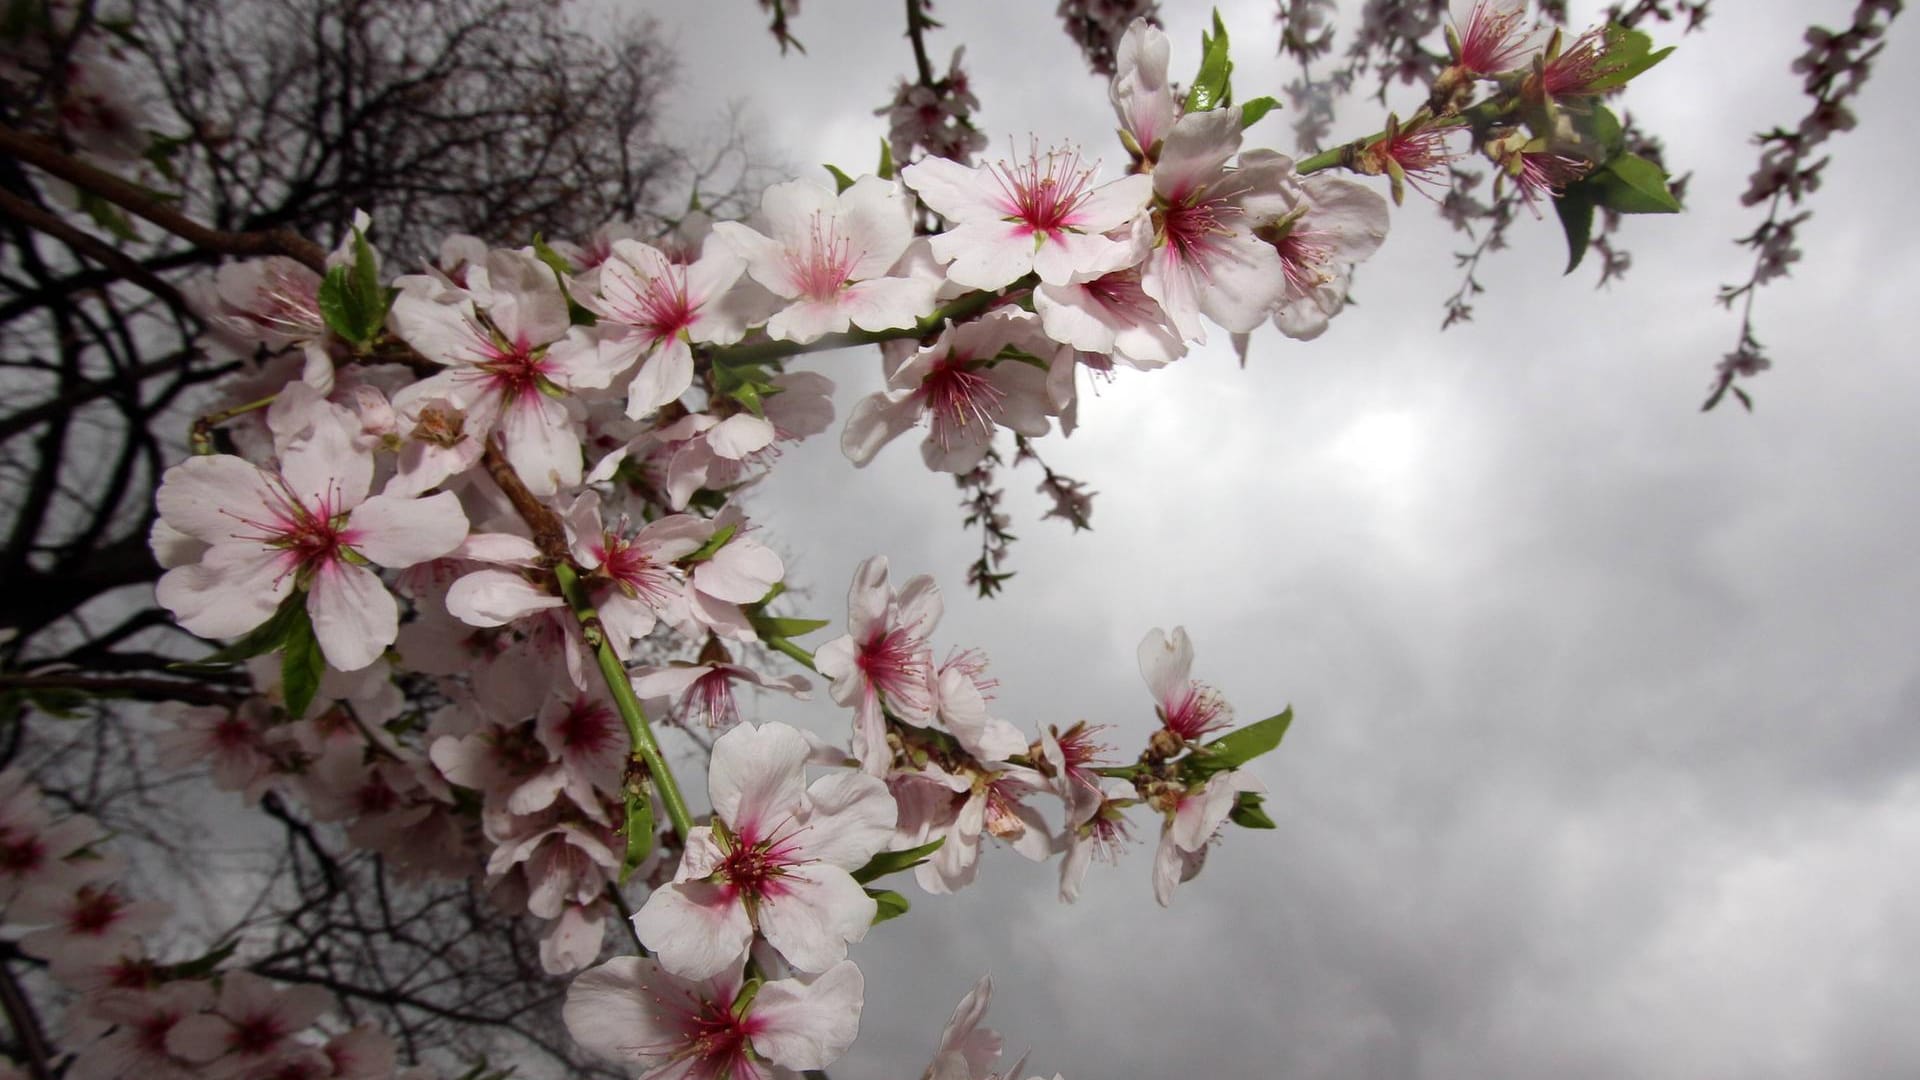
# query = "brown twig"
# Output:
<box><xmin>478</xmin><ymin>443</ymin><xmax>569</xmax><ymax>562</ymax></box>
<box><xmin>0</xmin><ymin>672</ymin><xmax>244</xmax><ymax>707</ymax></box>
<box><xmin>0</xmin><ymin>123</ymin><xmax>328</xmax><ymax>271</ymax></box>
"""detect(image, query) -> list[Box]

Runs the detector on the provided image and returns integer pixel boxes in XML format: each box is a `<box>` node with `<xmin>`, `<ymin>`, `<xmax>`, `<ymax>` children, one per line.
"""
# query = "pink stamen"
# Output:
<box><xmin>990</xmin><ymin>143</ymin><xmax>1098</xmax><ymax>236</ymax></box>
<box><xmin>605</xmin><ymin>263</ymin><xmax>698</xmax><ymax>345</ymax></box>
<box><xmin>785</xmin><ymin>213</ymin><xmax>858</xmax><ymax>301</ymax></box>
<box><xmin>1455</xmin><ymin>0</ymin><xmax>1538</xmax><ymax>74</ymax></box>
<box><xmin>856</xmin><ymin>626</ymin><xmax>934</xmax><ymax>718</ymax></box>
<box><xmin>916</xmin><ymin>358</ymin><xmax>1005</xmax><ymax>450</ymax></box>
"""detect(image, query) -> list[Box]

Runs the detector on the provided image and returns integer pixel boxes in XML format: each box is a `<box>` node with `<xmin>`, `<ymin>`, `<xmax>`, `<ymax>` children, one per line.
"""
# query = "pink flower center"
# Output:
<box><xmin>682</xmin><ymin>669</ymin><xmax>740</xmax><ymax>729</ymax></box>
<box><xmin>1275</xmin><ymin>228</ymin><xmax>1336</xmax><ymax>295</ymax></box>
<box><xmin>1455</xmin><ymin>0</ymin><xmax>1537</xmax><ymax>74</ymax></box>
<box><xmin>654</xmin><ymin>992</ymin><xmax>765</xmax><ymax>1080</ymax></box>
<box><xmin>1158</xmin><ymin>194</ymin><xmax>1238</xmax><ymax>274</ymax></box>
<box><xmin>229</xmin><ymin>1012</ymin><xmax>288</xmax><ymax>1056</ymax></box>
<box><xmin>453</xmin><ymin>310</ymin><xmax>552</xmax><ymax>402</ymax></box>
<box><xmin>0</xmin><ymin>836</ymin><xmax>45</xmax><ymax>876</ymax></box>
<box><xmin>223</xmin><ymin>476</ymin><xmax>354</xmax><ymax>583</ymax></box>
<box><xmin>69</xmin><ymin>886</ymin><xmax>128</xmax><ymax>936</ymax></box>
<box><xmin>785</xmin><ymin>214</ymin><xmax>859</xmax><ymax>302</ymax></box>
<box><xmin>991</xmin><ymin>146</ymin><xmax>1097</xmax><ymax>236</ymax></box>
<box><xmin>982</xmin><ymin>779</ymin><xmax>1031</xmax><ymax>840</ymax></box>
<box><xmin>243</xmin><ymin>263</ymin><xmax>325</xmax><ymax>339</ymax></box>
<box><xmin>1514</xmin><ymin>152</ymin><xmax>1588</xmax><ymax>210</ymax></box>
<box><xmin>1054</xmin><ymin>721</ymin><xmax>1113</xmax><ymax>775</ymax></box>
<box><xmin>716</xmin><ymin>822</ymin><xmax>807</xmax><ymax>902</ymax></box>
<box><xmin>1086</xmin><ymin>809</ymin><xmax>1133</xmax><ymax>862</ymax></box>
<box><xmin>1081</xmin><ymin>271</ymin><xmax>1156</xmax><ymax>318</ymax></box>
<box><xmin>856</xmin><ymin>626</ymin><xmax>933</xmax><ymax>714</ymax></box>
<box><xmin>136</xmin><ymin>1011</ymin><xmax>181</xmax><ymax>1055</ymax></box>
<box><xmin>597</xmin><ymin>532</ymin><xmax>681</xmax><ymax>608</ymax></box>
<box><xmin>1162</xmin><ymin>681</ymin><xmax>1231</xmax><ymax>741</ymax></box>
<box><xmin>1540</xmin><ymin>28</ymin><xmax>1607</xmax><ymax>97</ymax></box>
<box><xmin>355</xmin><ymin>776</ymin><xmax>400</xmax><ymax>815</ymax></box>
<box><xmin>606</xmin><ymin>264</ymin><xmax>698</xmax><ymax>344</ymax></box>
<box><xmin>916</xmin><ymin>357</ymin><xmax>1005</xmax><ymax>450</ymax></box>
<box><xmin>555</xmin><ymin>696</ymin><xmax>622</xmax><ymax>753</ymax></box>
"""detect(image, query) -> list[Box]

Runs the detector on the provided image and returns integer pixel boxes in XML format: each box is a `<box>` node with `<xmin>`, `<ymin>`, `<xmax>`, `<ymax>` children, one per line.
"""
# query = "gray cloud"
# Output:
<box><xmin>639</xmin><ymin>1</ymin><xmax>1920</xmax><ymax>1077</ymax></box>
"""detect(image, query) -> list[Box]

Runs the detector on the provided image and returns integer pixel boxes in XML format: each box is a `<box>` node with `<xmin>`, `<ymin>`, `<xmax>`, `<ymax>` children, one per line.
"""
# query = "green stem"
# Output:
<box><xmin>706</xmin><ymin>283</ymin><xmax>1019</xmax><ymax>368</ymax></box>
<box><xmin>553</xmin><ymin>563</ymin><xmax>694</xmax><ymax>841</ymax></box>
<box><xmin>190</xmin><ymin>393</ymin><xmax>279</xmax><ymax>454</ymax></box>
<box><xmin>766</xmin><ymin>635</ymin><xmax>818</xmax><ymax>672</ymax></box>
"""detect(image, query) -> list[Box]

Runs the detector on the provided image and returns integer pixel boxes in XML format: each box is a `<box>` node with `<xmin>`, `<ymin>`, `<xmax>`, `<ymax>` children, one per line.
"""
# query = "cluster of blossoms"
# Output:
<box><xmin>0</xmin><ymin>769</ymin><xmax>431</xmax><ymax>1079</ymax></box>
<box><xmin>79</xmin><ymin>5</ymin><xmax>1677</xmax><ymax>1077</ymax></box>
<box><xmin>1056</xmin><ymin>0</ymin><xmax>1163</xmax><ymax>76</ymax></box>
<box><xmin>879</xmin><ymin>42</ymin><xmax>989</xmax><ymax>166</ymax></box>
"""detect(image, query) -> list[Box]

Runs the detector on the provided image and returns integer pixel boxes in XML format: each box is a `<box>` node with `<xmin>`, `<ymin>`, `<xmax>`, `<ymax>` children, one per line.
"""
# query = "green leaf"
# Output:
<box><xmin>747</xmin><ymin>615</ymin><xmax>832</xmax><ymax>639</ymax></box>
<box><xmin>1582</xmin><ymin>24</ymin><xmax>1674</xmax><ymax>93</ymax></box>
<box><xmin>867</xmin><ymin>887</ymin><xmax>910</xmax><ymax>924</ymax></box>
<box><xmin>620</xmin><ymin>779</ymin><xmax>656</xmax><ymax>884</ymax></box>
<box><xmin>1597</xmin><ymin>153</ymin><xmax>1681</xmax><ymax>213</ymax></box>
<box><xmin>1553</xmin><ymin>185</ymin><xmax>1596</xmax><ymax>273</ymax></box>
<box><xmin>729</xmin><ymin>380</ymin><xmax>766</xmax><ymax>417</ymax></box>
<box><xmin>531</xmin><ymin>233</ymin><xmax>576</xmax><ymax>276</ymax></box>
<box><xmin>1196</xmin><ymin>707</ymin><xmax>1293</xmax><ymax>772</ymax></box>
<box><xmin>317</xmin><ymin>264</ymin><xmax>358</xmax><ymax>341</ymax></box>
<box><xmin>1238</xmin><ymin>96</ymin><xmax>1281</xmax><ymax>129</ymax></box>
<box><xmin>679</xmin><ymin>523</ymin><xmax>739</xmax><ymax>566</ymax></box>
<box><xmin>279</xmin><ymin>605</ymin><xmax>326</xmax><ymax>719</ymax></box>
<box><xmin>78</xmin><ymin>191</ymin><xmax>137</xmax><ymax>242</ymax></box>
<box><xmin>823</xmin><ymin>164</ymin><xmax>856</xmax><ymax>194</ymax></box>
<box><xmin>159</xmin><ymin>939</ymin><xmax>239</xmax><ymax>981</ymax></box>
<box><xmin>851</xmin><ymin>837</ymin><xmax>944</xmax><ymax>884</ymax></box>
<box><xmin>316</xmin><ymin>227</ymin><xmax>393</xmax><ymax>343</ymax></box>
<box><xmin>349</xmin><ymin>228</ymin><xmax>381</xmax><ymax>316</ymax></box>
<box><xmin>169</xmin><ymin>594</ymin><xmax>309</xmax><ymax>671</ymax></box>
<box><xmin>533</xmin><ymin>233</ymin><xmax>598</xmax><ymax>327</ymax></box>
<box><xmin>1183</xmin><ymin>9</ymin><xmax>1234</xmax><ymax>113</ymax></box>
<box><xmin>877</xmin><ymin>137</ymin><xmax>896</xmax><ymax>181</ymax></box>
<box><xmin>1228</xmin><ymin>791</ymin><xmax>1277</xmax><ymax>829</ymax></box>
<box><xmin>1568</xmin><ymin>104</ymin><xmax>1625</xmax><ymax>160</ymax></box>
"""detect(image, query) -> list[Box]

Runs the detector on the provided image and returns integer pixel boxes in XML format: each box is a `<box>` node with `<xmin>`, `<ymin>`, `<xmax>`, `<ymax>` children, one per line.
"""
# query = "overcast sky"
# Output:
<box><xmin>636</xmin><ymin>3</ymin><xmax>1920</xmax><ymax>1078</ymax></box>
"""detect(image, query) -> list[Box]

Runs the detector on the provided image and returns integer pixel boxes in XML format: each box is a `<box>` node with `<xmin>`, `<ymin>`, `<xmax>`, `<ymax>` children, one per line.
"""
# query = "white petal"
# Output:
<box><xmin>307</xmin><ymin>561</ymin><xmax>398</xmax><ymax>671</ymax></box>
<box><xmin>797</xmin><ymin>770</ymin><xmax>897</xmax><ymax>869</ymax></box>
<box><xmin>750</xmin><ymin>961</ymin><xmax>865</xmax><ymax>1070</ymax></box>
<box><xmin>757</xmin><ymin>864</ymin><xmax>875</xmax><ymax>972</ymax></box>
<box><xmin>444</xmin><ymin>569</ymin><xmax>564</xmax><ymax>627</ymax></box>
<box><xmin>707</xmin><ymin>721</ymin><xmax>810</xmax><ymax>836</ymax></box>
<box><xmin>630</xmin><ymin>881</ymin><xmax>752</xmax><ymax>981</ymax></box>
<box><xmin>346</xmin><ymin>491</ymin><xmax>468</xmax><ymax>567</ymax></box>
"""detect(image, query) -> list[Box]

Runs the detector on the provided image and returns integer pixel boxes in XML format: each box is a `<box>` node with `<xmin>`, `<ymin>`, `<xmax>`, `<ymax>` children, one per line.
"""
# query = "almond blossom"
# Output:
<box><xmin>1139</xmin><ymin>626</ymin><xmax>1233</xmax><ymax>741</ymax></box>
<box><xmin>68</xmin><ymin>983</ymin><xmax>213</xmax><ymax>1080</ymax></box>
<box><xmin>715</xmin><ymin>175</ymin><xmax>939</xmax><ymax>343</ymax></box>
<box><xmin>165</xmin><ymin>971</ymin><xmax>333</xmax><ymax>1078</ymax></box>
<box><xmin>153</xmin><ymin>405</ymin><xmax>469</xmax><ymax>671</ymax></box>
<box><xmin>1109</xmin><ymin>19</ymin><xmax>1178</xmax><ymax>160</ymax></box>
<box><xmin>1032</xmin><ymin>267</ymin><xmax>1185</xmax><ymax>370</ymax></box>
<box><xmin>1448</xmin><ymin>0</ymin><xmax>1547</xmax><ymax>76</ymax></box>
<box><xmin>632</xmin><ymin>721</ymin><xmax>896</xmax><ymax>979</ymax></box>
<box><xmin>197</xmin><ymin>257</ymin><xmax>334</xmax><ymax>391</ymax></box>
<box><xmin>841</xmin><ymin>309</ymin><xmax>1058</xmax><ymax>474</ymax></box>
<box><xmin>1154</xmin><ymin>768</ymin><xmax>1264</xmax><ymax>906</ymax></box>
<box><xmin>565</xmin><ymin>955</ymin><xmax>864</xmax><ymax>1079</ymax></box>
<box><xmin>1140</xmin><ymin>110</ymin><xmax>1295</xmax><ymax>341</ymax></box>
<box><xmin>903</xmin><ymin>144</ymin><xmax>1151</xmax><ymax>290</ymax></box>
<box><xmin>587</xmin><ymin>238</ymin><xmax>774</xmax><ymax>418</ymax></box>
<box><xmin>1252</xmin><ymin>167</ymin><xmax>1392</xmax><ymax>341</ymax></box>
<box><xmin>389</xmin><ymin>247</ymin><xmax>615</xmax><ymax>495</ymax></box>
<box><xmin>631</xmin><ymin>657</ymin><xmax>811</xmax><ymax>730</ymax></box>
<box><xmin>815</xmin><ymin>557</ymin><xmax>943</xmax><ymax>774</ymax></box>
